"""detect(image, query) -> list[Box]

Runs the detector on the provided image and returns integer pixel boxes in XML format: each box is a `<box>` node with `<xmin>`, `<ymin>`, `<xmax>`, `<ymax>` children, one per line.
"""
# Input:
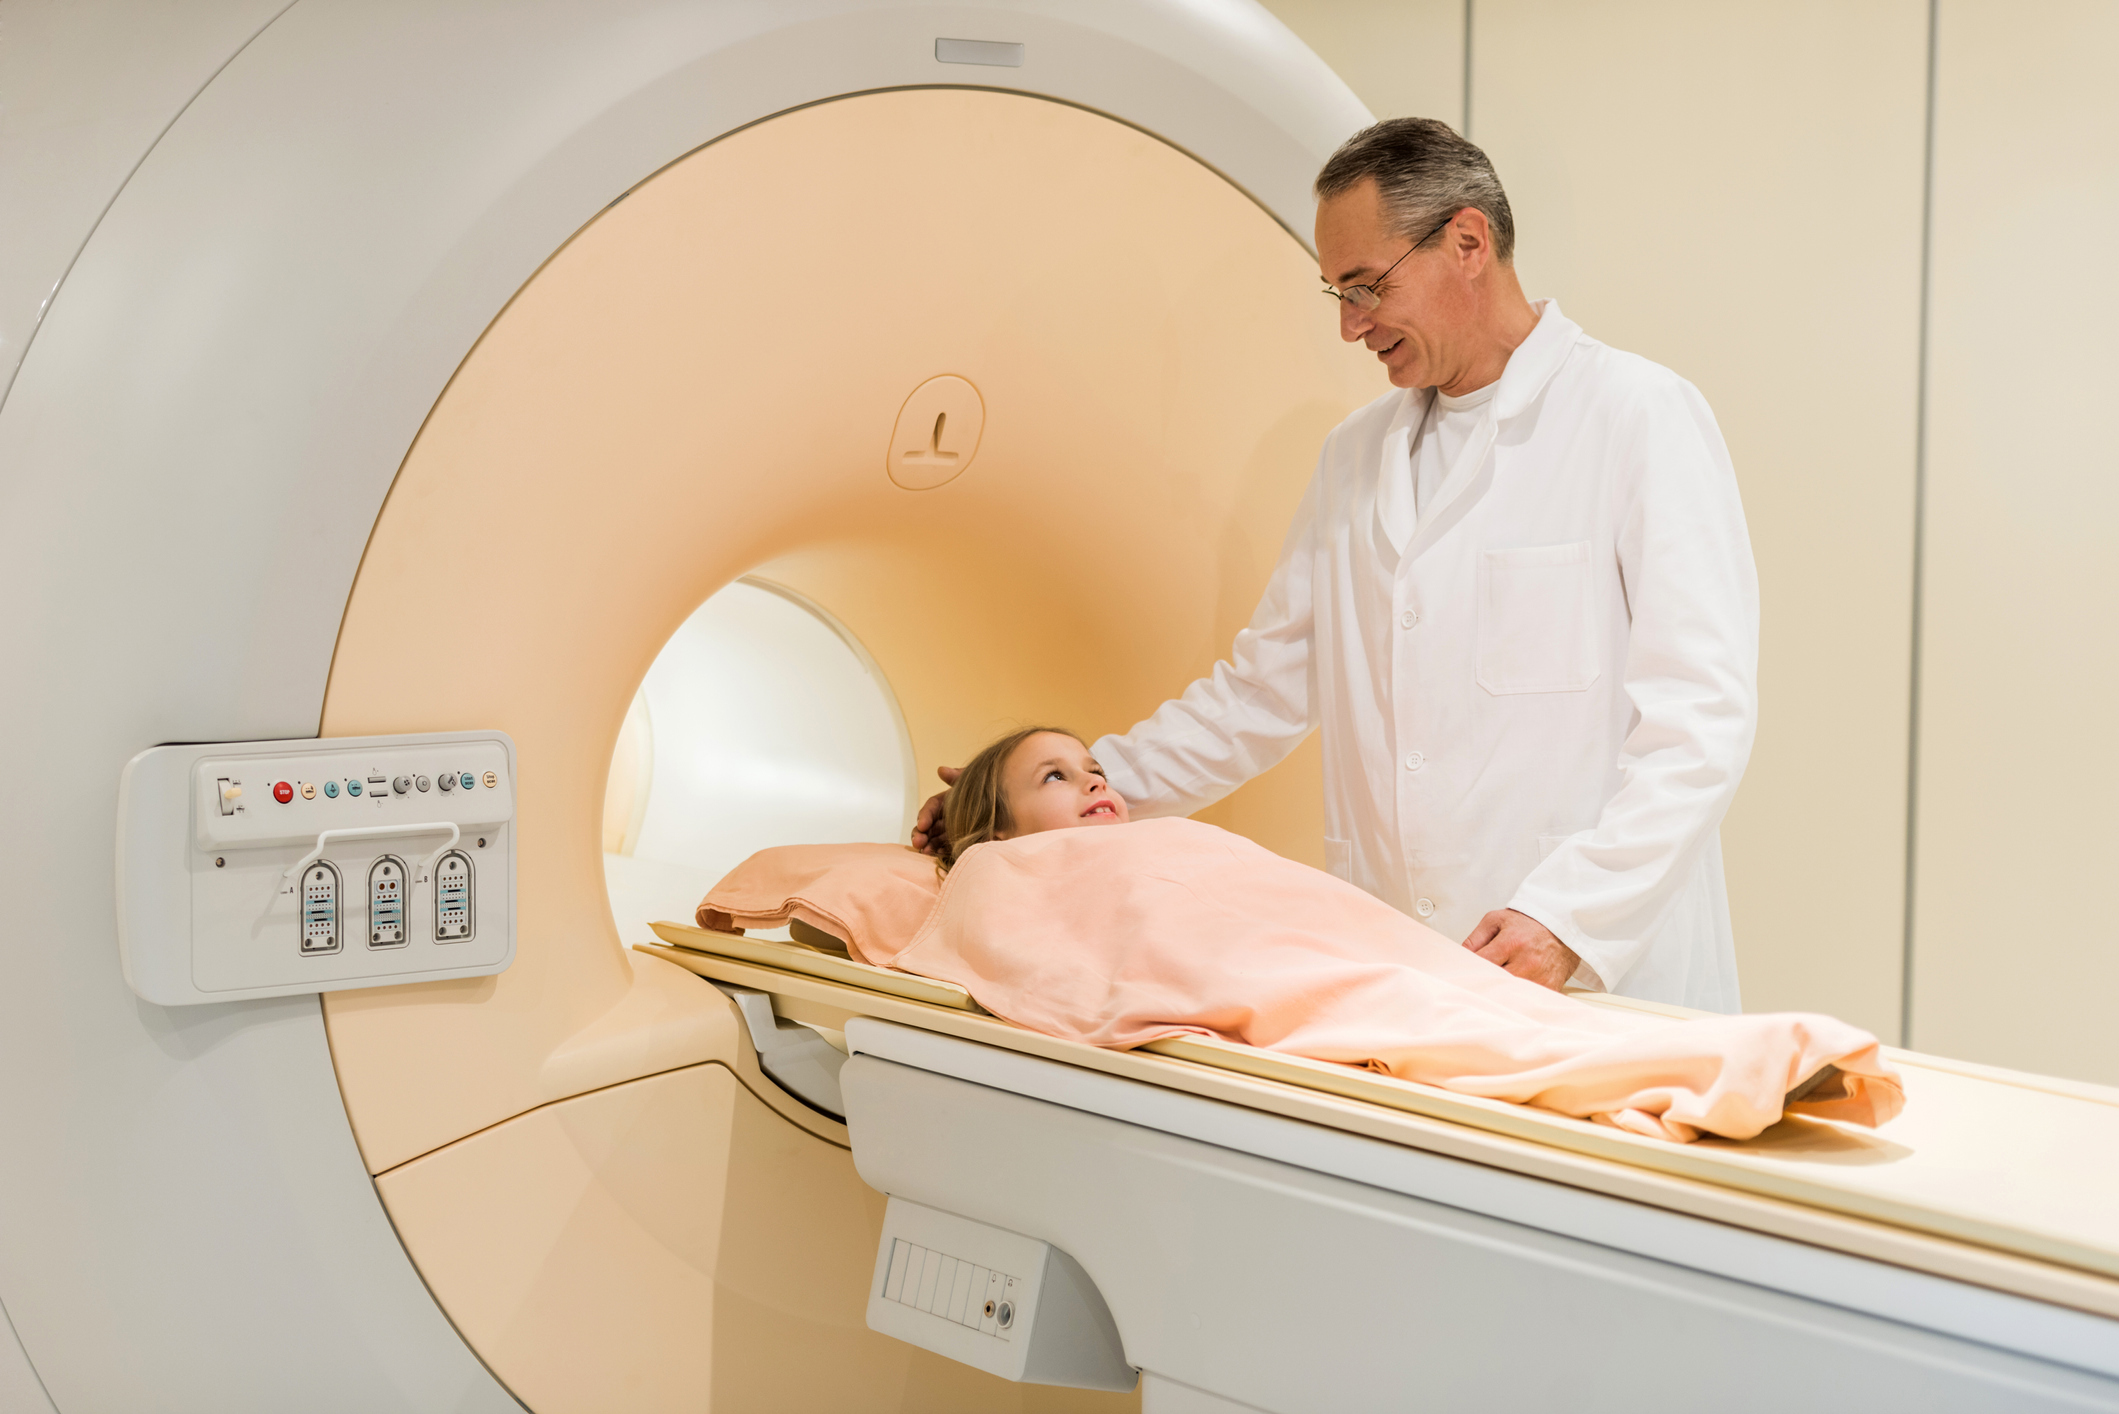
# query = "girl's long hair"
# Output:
<box><xmin>937</xmin><ymin>726</ymin><xmax>1082</xmax><ymax>873</ymax></box>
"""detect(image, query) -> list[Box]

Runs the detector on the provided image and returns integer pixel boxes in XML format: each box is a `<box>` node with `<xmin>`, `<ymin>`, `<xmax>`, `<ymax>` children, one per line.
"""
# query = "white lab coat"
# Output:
<box><xmin>1095</xmin><ymin>300</ymin><xmax>1758</xmax><ymax>1011</ymax></box>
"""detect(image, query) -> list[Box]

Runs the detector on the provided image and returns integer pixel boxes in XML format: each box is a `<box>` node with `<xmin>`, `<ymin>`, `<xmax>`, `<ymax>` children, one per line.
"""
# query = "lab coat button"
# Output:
<box><xmin>1400</xmin><ymin>609</ymin><xmax>1419</xmax><ymax>629</ymax></box>
<box><xmin>1403</xmin><ymin>751</ymin><xmax>1425</xmax><ymax>772</ymax></box>
<box><xmin>1415</xmin><ymin>897</ymin><xmax>1436</xmax><ymax>918</ymax></box>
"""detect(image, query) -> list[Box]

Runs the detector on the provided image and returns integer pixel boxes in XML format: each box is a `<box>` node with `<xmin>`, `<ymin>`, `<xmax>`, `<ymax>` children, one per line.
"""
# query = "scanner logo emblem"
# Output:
<box><xmin>887</xmin><ymin>375</ymin><xmax>985</xmax><ymax>490</ymax></box>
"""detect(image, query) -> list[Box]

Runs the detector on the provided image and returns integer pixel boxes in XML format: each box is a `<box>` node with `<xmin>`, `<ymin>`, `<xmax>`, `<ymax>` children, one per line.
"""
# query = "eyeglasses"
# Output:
<box><xmin>1318</xmin><ymin>209</ymin><xmax>1460</xmax><ymax>312</ymax></box>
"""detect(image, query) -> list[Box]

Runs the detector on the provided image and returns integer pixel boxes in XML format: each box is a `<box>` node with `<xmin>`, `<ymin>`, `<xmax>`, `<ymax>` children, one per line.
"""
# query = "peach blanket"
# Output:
<box><xmin>866</xmin><ymin>818</ymin><xmax>1902</xmax><ymax>1142</ymax></box>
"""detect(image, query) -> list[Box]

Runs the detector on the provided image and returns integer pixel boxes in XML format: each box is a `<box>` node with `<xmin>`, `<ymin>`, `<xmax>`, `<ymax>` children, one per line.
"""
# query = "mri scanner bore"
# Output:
<box><xmin>602</xmin><ymin>577</ymin><xmax>915</xmax><ymax>949</ymax></box>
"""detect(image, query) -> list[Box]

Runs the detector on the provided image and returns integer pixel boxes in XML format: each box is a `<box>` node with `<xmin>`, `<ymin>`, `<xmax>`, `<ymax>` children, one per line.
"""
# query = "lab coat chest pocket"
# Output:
<box><xmin>1477</xmin><ymin>541</ymin><xmax>1601</xmax><ymax>694</ymax></box>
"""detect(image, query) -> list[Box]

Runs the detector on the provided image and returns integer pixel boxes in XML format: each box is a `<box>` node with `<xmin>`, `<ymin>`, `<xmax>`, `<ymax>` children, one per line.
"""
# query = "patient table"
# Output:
<box><xmin>642</xmin><ymin>924</ymin><xmax>2119</xmax><ymax>1413</ymax></box>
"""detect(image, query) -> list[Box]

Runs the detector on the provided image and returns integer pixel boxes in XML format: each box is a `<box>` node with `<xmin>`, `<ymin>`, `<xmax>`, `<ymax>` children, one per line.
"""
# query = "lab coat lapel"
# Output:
<box><xmin>1373</xmin><ymin>388</ymin><xmax>1428</xmax><ymax>558</ymax></box>
<box><xmin>1404</xmin><ymin>408</ymin><xmax>1497</xmax><ymax>557</ymax></box>
<box><xmin>1402</xmin><ymin>299</ymin><xmax>1582</xmax><ymax>563</ymax></box>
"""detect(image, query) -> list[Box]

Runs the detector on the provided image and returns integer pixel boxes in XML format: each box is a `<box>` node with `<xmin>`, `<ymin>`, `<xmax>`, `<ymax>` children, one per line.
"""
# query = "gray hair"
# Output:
<box><xmin>1314</xmin><ymin>117</ymin><xmax>1516</xmax><ymax>264</ymax></box>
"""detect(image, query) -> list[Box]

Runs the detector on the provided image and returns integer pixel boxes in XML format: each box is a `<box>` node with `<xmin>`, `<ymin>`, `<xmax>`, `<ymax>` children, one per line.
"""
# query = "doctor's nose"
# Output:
<box><xmin>1338</xmin><ymin>299</ymin><xmax>1373</xmax><ymax>342</ymax></box>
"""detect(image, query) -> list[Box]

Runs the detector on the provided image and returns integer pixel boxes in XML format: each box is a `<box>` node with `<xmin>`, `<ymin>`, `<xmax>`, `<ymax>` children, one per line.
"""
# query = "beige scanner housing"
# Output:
<box><xmin>319</xmin><ymin>87</ymin><xmax>1375</xmax><ymax>1410</ymax></box>
<box><xmin>9</xmin><ymin>4</ymin><xmax>2119</xmax><ymax>1412</ymax></box>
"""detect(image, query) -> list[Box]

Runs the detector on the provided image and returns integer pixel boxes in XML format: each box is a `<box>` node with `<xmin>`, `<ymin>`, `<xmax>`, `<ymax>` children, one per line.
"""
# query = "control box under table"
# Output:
<box><xmin>117</xmin><ymin>731</ymin><xmax>516</xmax><ymax>1005</ymax></box>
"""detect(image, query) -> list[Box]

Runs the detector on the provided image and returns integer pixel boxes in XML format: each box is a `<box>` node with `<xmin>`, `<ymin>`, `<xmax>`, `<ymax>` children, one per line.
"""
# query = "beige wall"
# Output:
<box><xmin>1259</xmin><ymin>0</ymin><xmax>1464</xmax><ymax>125</ymax></box>
<box><xmin>1912</xmin><ymin>0</ymin><xmax>2119</xmax><ymax>1082</ymax></box>
<box><xmin>1265</xmin><ymin>1</ymin><xmax>2119</xmax><ymax>1081</ymax></box>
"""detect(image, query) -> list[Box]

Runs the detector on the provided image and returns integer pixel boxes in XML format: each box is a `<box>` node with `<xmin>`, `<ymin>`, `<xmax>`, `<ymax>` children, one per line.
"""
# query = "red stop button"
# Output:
<box><xmin>272</xmin><ymin>781</ymin><xmax>294</xmax><ymax>804</ymax></box>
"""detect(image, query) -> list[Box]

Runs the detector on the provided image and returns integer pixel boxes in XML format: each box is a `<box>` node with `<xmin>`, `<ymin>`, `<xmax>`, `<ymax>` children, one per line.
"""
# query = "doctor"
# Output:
<box><xmin>918</xmin><ymin>118</ymin><xmax>1758</xmax><ymax>1011</ymax></box>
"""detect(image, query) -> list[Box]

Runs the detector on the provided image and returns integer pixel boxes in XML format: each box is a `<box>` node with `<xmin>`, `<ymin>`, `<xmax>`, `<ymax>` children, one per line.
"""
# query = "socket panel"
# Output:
<box><xmin>368</xmin><ymin>855</ymin><xmax>408</xmax><ymax>948</ymax></box>
<box><xmin>301</xmin><ymin>862</ymin><xmax>343</xmax><ymax>955</ymax></box>
<box><xmin>433</xmin><ymin>850</ymin><xmax>475</xmax><ymax>942</ymax></box>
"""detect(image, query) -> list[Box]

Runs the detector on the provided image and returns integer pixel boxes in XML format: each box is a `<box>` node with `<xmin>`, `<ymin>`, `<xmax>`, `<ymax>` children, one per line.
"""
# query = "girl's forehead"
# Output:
<box><xmin>1008</xmin><ymin>732</ymin><xmax>1085</xmax><ymax>771</ymax></box>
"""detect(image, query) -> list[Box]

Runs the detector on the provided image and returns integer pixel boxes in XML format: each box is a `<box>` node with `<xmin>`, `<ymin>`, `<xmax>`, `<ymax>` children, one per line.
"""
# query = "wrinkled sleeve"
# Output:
<box><xmin>1508</xmin><ymin>379</ymin><xmax>1759</xmax><ymax>992</ymax></box>
<box><xmin>1093</xmin><ymin>463</ymin><xmax>1323</xmax><ymax>819</ymax></box>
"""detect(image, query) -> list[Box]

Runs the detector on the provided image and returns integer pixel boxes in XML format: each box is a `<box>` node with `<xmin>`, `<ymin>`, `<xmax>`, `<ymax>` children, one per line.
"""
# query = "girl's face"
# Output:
<box><xmin>997</xmin><ymin>732</ymin><xmax>1130</xmax><ymax>839</ymax></box>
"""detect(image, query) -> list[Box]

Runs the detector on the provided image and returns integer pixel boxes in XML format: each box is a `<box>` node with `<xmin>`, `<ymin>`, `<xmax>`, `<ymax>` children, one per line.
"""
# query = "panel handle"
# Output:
<box><xmin>280</xmin><ymin>821</ymin><xmax>462</xmax><ymax>884</ymax></box>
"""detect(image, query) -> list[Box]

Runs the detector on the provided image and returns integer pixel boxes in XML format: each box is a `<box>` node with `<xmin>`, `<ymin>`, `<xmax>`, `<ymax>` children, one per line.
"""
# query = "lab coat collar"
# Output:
<box><xmin>1373</xmin><ymin>298</ymin><xmax>1580</xmax><ymax>557</ymax></box>
<box><xmin>1492</xmin><ymin>298</ymin><xmax>1579</xmax><ymax>422</ymax></box>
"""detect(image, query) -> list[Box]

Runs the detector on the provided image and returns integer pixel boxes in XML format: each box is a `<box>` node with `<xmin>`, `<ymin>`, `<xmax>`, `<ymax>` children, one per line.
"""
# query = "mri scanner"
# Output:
<box><xmin>4</xmin><ymin>2</ymin><xmax>2119</xmax><ymax>1410</ymax></box>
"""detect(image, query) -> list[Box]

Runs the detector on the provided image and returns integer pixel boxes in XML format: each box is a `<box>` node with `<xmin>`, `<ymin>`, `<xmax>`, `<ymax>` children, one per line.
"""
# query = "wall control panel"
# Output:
<box><xmin>117</xmin><ymin>731</ymin><xmax>517</xmax><ymax>1006</ymax></box>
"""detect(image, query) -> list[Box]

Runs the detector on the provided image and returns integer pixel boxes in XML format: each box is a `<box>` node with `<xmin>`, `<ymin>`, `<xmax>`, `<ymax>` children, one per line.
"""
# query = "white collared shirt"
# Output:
<box><xmin>1095</xmin><ymin>300</ymin><xmax>1758</xmax><ymax>1010</ymax></box>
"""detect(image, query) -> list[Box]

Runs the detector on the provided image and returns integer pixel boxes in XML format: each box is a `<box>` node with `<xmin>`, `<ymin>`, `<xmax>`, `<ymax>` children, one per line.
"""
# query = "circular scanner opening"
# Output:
<box><xmin>602</xmin><ymin>577</ymin><xmax>915</xmax><ymax>945</ymax></box>
<box><xmin>317</xmin><ymin>86</ymin><xmax>1380</xmax><ymax>1404</ymax></box>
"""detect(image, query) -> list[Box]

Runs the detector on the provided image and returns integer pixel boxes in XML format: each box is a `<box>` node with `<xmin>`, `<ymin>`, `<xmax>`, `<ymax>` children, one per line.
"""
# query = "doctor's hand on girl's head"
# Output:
<box><xmin>929</xmin><ymin>727</ymin><xmax>1129</xmax><ymax>870</ymax></box>
<box><xmin>910</xmin><ymin>765</ymin><xmax>961</xmax><ymax>857</ymax></box>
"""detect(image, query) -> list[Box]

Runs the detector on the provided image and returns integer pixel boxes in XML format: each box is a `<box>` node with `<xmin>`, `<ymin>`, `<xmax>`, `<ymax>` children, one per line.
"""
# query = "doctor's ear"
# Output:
<box><xmin>1445</xmin><ymin>208</ymin><xmax>1497</xmax><ymax>279</ymax></box>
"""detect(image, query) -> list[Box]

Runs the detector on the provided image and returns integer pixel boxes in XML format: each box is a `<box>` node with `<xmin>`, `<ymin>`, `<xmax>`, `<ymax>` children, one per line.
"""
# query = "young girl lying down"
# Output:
<box><xmin>835</xmin><ymin>728</ymin><xmax>1897</xmax><ymax>1143</ymax></box>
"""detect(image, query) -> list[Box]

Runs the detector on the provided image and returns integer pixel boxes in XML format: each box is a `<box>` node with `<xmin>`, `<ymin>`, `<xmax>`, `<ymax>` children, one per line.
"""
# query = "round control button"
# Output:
<box><xmin>392</xmin><ymin>775</ymin><xmax>411</xmax><ymax>794</ymax></box>
<box><xmin>415</xmin><ymin>774</ymin><xmax>431</xmax><ymax>792</ymax></box>
<box><xmin>272</xmin><ymin>781</ymin><xmax>294</xmax><ymax>804</ymax></box>
<box><xmin>323</xmin><ymin>780</ymin><xmax>339</xmax><ymax>798</ymax></box>
<box><xmin>482</xmin><ymin>771</ymin><xmax>498</xmax><ymax>789</ymax></box>
<box><xmin>300</xmin><ymin>782</ymin><xmax>316</xmax><ymax>800</ymax></box>
<box><xmin>995</xmin><ymin>1301</ymin><xmax>1014</xmax><ymax>1329</ymax></box>
<box><xmin>460</xmin><ymin>772</ymin><xmax>476</xmax><ymax>790</ymax></box>
<box><xmin>347</xmin><ymin>779</ymin><xmax>363</xmax><ymax>797</ymax></box>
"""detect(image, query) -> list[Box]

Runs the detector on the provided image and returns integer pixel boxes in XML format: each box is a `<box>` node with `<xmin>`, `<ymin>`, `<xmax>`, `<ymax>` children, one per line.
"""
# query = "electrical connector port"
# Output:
<box><xmin>434</xmin><ymin>850</ymin><xmax>475</xmax><ymax>942</ymax></box>
<box><xmin>300</xmin><ymin>861</ymin><xmax>343</xmax><ymax>955</ymax></box>
<box><xmin>368</xmin><ymin>855</ymin><xmax>408</xmax><ymax>948</ymax></box>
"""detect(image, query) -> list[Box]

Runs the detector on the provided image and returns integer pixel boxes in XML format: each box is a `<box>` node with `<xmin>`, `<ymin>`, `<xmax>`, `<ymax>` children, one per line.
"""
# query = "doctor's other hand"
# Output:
<box><xmin>910</xmin><ymin>765</ymin><xmax>963</xmax><ymax>856</ymax></box>
<box><xmin>1462</xmin><ymin>909</ymin><xmax>1579</xmax><ymax>991</ymax></box>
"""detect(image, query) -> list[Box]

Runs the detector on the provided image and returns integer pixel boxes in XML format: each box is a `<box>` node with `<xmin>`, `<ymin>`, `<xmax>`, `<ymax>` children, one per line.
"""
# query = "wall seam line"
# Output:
<box><xmin>1902</xmin><ymin>0</ymin><xmax>1941</xmax><ymax>1049</ymax></box>
<box><xmin>1461</xmin><ymin>0</ymin><xmax>1474</xmax><ymax>137</ymax></box>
